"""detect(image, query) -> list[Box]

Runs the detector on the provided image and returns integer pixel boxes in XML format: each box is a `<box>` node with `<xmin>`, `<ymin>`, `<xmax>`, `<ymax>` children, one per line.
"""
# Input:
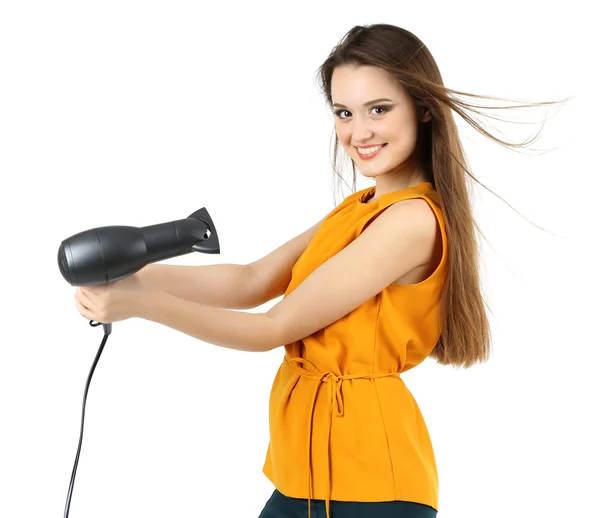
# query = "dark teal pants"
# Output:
<box><xmin>258</xmin><ymin>489</ymin><xmax>438</xmax><ymax>518</ymax></box>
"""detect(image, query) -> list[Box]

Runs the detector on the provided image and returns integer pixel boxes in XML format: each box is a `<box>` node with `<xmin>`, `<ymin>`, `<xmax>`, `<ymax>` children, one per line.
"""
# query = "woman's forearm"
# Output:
<box><xmin>138</xmin><ymin>263</ymin><xmax>262</xmax><ymax>310</ymax></box>
<box><xmin>138</xmin><ymin>288</ymin><xmax>280</xmax><ymax>353</ymax></box>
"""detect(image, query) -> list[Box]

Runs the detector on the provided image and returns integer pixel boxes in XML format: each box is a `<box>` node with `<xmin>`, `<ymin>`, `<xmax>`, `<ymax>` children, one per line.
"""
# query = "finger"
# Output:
<box><xmin>75</xmin><ymin>297</ymin><xmax>95</xmax><ymax>321</ymax></box>
<box><xmin>76</xmin><ymin>287</ymin><xmax>97</xmax><ymax>312</ymax></box>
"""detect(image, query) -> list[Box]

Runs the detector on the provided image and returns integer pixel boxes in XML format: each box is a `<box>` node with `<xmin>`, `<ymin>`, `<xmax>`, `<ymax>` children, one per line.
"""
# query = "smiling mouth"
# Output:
<box><xmin>356</xmin><ymin>144</ymin><xmax>386</xmax><ymax>158</ymax></box>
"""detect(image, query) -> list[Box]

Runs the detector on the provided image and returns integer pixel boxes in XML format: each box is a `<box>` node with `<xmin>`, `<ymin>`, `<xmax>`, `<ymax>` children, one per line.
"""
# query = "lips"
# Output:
<box><xmin>356</xmin><ymin>143</ymin><xmax>387</xmax><ymax>159</ymax></box>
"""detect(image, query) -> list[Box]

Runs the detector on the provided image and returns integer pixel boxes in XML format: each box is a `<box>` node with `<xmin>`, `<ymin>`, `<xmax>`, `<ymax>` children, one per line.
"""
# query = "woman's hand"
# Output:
<box><xmin>74</xmin><ymin>271</ymin><xmax>153</xmax><ymax>324</ymax></box>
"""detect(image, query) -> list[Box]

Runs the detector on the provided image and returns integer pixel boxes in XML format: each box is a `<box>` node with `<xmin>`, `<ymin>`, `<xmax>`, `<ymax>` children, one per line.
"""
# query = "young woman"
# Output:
<box><xmin>75</xmin><ymin>23</ymin><xmax>568</xmax><ymax>518</ymax></box>
<box><xmin>257</xmin><ymin>25</ymin><xmax>453</xmax><ymax>518</ymax></box>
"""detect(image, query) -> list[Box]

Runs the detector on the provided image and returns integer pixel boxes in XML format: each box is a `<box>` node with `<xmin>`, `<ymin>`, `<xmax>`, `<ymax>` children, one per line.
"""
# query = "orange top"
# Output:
<box><xmin>262</xmin><ymin>181</ymin><xmax>448</xmax><ymax>518</ymax></box>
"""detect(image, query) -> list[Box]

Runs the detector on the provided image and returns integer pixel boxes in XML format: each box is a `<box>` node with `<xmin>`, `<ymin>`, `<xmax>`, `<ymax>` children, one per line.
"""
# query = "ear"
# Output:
<box><xmin>421</xmin><ymin>109</ymin><xmax>431</xmax><ymax>123</ymax></box>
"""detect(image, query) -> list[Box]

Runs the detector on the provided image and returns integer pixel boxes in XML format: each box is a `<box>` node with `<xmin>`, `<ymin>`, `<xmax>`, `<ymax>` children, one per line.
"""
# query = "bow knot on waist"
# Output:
<box><xmin>320</xmin><ymin>372</ymin><xmax>345</xmax><ymax>416</ymax></box>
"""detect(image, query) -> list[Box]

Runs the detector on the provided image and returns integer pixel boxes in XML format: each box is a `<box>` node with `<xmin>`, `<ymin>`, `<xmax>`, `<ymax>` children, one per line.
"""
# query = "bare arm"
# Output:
<box><xmin>137</xmin><ymin>199</ymin><xmax>438</xmax><ymax>353</ymax></box>
<box><xmin>131</xmin><ymin>230</ymin><xmax>315</xmax><ymax>351</ymax></box>
<box><xmin>139</xmin><ymin>215</ymin><xmax>326</xmax><ymax>311</ymax></box>
<box><xmin>138</xmin><ymin>263</ymin><xmax>260</xmax><ymax>310</ymax></box>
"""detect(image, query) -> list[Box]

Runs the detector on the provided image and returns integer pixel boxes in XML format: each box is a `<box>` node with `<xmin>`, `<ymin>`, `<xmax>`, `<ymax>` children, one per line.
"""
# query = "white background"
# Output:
<box><xmin>1</xmin><ymin>1</ymin><xmax>597</xmax><ymax>517</ymax></box>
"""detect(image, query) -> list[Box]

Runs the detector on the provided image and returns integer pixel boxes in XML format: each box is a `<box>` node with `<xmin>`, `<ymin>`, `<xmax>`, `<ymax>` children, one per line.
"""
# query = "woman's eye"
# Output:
<box><xmin>372</xmin><ymin>106</ymin><xmax>388</xmax><ymax>115</ymax></box>
<box><xmin>333</xmin><ymin>106</ymin><xmax>389</xmax><ymax>119</ymax></box>
<box><xmin>334</xmin><ymin>109</ymin><xmax>351</xmax><ymax>119</ymax></box>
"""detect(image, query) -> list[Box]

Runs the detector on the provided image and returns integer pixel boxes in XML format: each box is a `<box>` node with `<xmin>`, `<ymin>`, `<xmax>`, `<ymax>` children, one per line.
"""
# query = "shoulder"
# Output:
<box><xmin>386</xmin><ymin>196</ymin><xmax>437</xmax><ymax>215</ymax></box>
<box><xmin>365</xmin><ymin>196</ymin><xmax>439</xmax><ymax>241</ymax></box>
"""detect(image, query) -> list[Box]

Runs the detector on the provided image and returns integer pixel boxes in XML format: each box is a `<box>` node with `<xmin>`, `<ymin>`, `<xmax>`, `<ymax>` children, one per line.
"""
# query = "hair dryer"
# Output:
<box><xmin>58</xmin><ymin>206</ymin><xmax>219</xmax><ymax>286</ymax></box>
<box><xmin>57</xmin><ymin>206</ymin><xmax>220</xmax><ymax>517</ymax></box>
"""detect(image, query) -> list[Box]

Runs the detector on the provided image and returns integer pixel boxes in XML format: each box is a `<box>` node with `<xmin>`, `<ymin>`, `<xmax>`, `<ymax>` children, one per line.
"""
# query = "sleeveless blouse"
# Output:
<box><xmin>262</xmin><ymin>181</ymin><xmax>448</xmax><ymax>518</ymax></box>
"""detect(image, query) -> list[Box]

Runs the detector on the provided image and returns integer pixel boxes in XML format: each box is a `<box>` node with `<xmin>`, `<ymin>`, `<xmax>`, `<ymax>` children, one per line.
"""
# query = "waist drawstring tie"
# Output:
<box><xmin>284</xmin><ymin>355</ymin><xmax>402</xmax><ymax>518</ymax></box>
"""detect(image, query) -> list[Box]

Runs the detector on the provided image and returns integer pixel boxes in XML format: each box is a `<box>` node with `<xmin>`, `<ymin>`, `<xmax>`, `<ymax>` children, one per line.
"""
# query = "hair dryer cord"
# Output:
<box><xmin>63</xmin><ymin>321</ymin><xmax>112</xmax><ymax>517</ymax></box>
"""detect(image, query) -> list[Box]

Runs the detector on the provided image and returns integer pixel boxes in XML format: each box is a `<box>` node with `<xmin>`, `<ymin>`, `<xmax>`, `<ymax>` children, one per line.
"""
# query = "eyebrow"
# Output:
<box><xmin>332</xmin><ymin>98</ymin><xmax>394</xmax><ymax>109</ymax></box>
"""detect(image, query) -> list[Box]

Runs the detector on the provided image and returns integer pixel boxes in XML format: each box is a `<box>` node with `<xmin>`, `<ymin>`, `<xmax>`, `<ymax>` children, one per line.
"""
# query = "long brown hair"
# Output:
<box><xmin>315</xmin><ymin>24</ymin><xmax>573</xmax><ymax>368</ymax></box>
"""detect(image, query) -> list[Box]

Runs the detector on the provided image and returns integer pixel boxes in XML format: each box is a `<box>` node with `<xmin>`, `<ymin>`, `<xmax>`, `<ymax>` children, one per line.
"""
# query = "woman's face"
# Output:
<box><xmin>330</xmin><ymin>64</ymin><xmax>430</xmax><ymax>179</ymax></box>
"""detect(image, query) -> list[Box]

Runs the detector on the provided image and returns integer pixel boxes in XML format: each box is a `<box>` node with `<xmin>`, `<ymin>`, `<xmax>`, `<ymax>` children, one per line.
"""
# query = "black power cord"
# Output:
<box><xmin>63</xmin><ymin>320</ymin><xmax>112</xmax><ymax>517</ymax></box>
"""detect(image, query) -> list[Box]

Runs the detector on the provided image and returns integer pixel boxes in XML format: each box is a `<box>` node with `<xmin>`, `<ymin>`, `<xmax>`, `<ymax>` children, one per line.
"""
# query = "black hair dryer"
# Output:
<box><xmin>57</xmin><ymin>206</ymin><xmax>220</xmax><ymax>517</ymax></box>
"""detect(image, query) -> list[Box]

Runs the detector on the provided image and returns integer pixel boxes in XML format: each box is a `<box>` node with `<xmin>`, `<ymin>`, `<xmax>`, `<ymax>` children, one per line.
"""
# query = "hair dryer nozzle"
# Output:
<box><xmin>187</xmin><ymin>207</ymin><xmax>220</xmax><ymax>254</ymax></box>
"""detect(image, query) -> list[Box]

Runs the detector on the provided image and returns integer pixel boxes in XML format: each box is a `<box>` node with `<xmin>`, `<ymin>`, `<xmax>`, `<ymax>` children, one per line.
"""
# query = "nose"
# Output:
<box><xmin>351</xmin><ymin>115</ymin><xmax>374</xmax><ymax>144</ymax></box>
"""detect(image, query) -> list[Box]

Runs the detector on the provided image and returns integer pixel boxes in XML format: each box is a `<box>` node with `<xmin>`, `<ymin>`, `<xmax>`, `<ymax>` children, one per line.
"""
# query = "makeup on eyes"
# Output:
<box><xmin>333</xmin><ymin>104</ymin><xmax>393</xmax><ymax>119</ymax></box>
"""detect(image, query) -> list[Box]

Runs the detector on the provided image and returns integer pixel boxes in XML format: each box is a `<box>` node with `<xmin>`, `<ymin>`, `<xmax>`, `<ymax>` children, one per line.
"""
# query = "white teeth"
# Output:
<box><xmin>357</xmin><ymin>145</ymin><xmax>382</xmax><ymax>155</ymax></box>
